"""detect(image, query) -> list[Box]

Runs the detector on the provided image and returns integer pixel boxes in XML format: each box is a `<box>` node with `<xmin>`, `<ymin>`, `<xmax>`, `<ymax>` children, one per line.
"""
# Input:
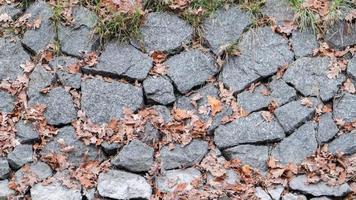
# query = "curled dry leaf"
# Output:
<box><xmin>207</xmin><ymin>96</ymin><xmax>222</xmax><ymax>116</ymax></box>
<box><xmin>342</xmin><ymin>78</ymin><xmax>356</xmax><ymax>94</ymax></box>
<box><xmin>301</xmin><ymin>98</ymin><xmax>313</xmax><ymax>108</ymax></box>
<box><xmin>261</xmin><ymin>111</ymin><xmax>273</xmax><ymax>122</ymax></box>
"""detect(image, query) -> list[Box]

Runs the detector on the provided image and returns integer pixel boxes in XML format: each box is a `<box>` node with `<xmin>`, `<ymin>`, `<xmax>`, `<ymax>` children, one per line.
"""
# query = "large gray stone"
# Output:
<box><xmin>40</xmin><ymin>126</ymin><xmax>104</xmax><ymax>166</ymax></box>
<box><xmin>28</xmin><ymin>65</ymin><xmax>56</xmax><ymax>99</ymax></box>
<box><xmin>282</xmin><ymin>193</ymin><xmax>307</xmax><ymax>200</ymax></box>
<box><xmin>15</xmin><ymin>120</ymin><xmax>40</xmax><ymax>144</ymax></box>
<box><xmin>316</xmin><ymin>113</ymin><xmax>338</xmax><ymax>144</ymax></box>
<box><xmin>155</xmin><ymin>168</ymin><xmax>202</xmax><ymax>193</ymax></box>
<box><xmin>29</xmin><ymin>87</ymin><xmax>77</xmax><ymax>125</ymax></box>
<box><xmin>328</xmin><ymin>132</ymin><xmax>356</xmax><ymax>155</ymax></box>
<box><xmin>143</xmin><ymin>76</ymin><xmax>175</xmax><ymax>105</ymax></box>
<box><xmin>14</xmin><ymin>161</ymin><xmax>52</xmax><ymax>183</ymax></box>
<box><xmin>141</xmin><ymin>122</ymin><xmax>161</xmax><ymax>145</ymax></box>
<box><xmin>7</xmin><ymin>144</ymin><xmax>33</xmax><ymax>169</ymax></box>
<box><xmin>31</xmin><ymin>181</ymin><xmax>82</xmax><ymax>200</ymax></box>
<box><xmin>0</xmin><ymin>37</ymin><xmax>30</xmax><ymax>80</ymax></box>
<box><xmin>111</xmin><ymin>139</ymin><xmax>154</xmax><ymax>172</ymax></box>
<box><xmin>274</xmin><ymin>98</ymin><xmax>318</xmax><ymax>134</ymax></box>
<box><xmin>151</xmin><ymin>105</ymin><xmax>172</xmax><ymax>123</ymax></box>
<box><xmin>85</xmin><ymin>42</ymin><xmax>153</xmax><ymax>80</ymax></box>
<box><xmin>81</xmin><ymin>78</ymin><xmax>143</xmax><ymax>123</ymax></box>
<box><xmin>272</xmin><ymin>122</ymin><xmax>318</xmax><ymax>164</ymax></box>
<box><xmin>141</xmin><ymin>12</ymin><xmax>193</xmax><ymax>52</ymax></box>
<box><xmin>291</xmin><ymin>29</ymin><xmax>318</xmax><ymax>58</ymax></box>
<box><xmin>325</xmin><ymin>21</ymin><xmax>356</xmax><ymax>49</ymax></box>
<box><xmin>255</xmin><ymin>187</ymin><xmax>272</xmax><ymax>200</ymax></box>
<box><xmin>220</xmin><ymin>27</ymin><xmax>294</xmax><ymax>93</ymax></box>
<box><xmin>0</xmin><ymin>158</ymin><xmax>10</xmax><ymax>180</ymax></box>
<box><xmin>283</xmin><ymin>57</ymin><xmax>345</xmax><ymax>101</ymax></box>
<box><xmin>0</xmin><ymin>4</ymin><xmax>22</xmax><ymax>19</ymax></box>
<box><xmin>214</xmin><ymin>111</ymin><xmax>285</xmax><ymax>149</ymax></box>
<box><xmin>289</xmin><ymin>175</ymin><xmax>352</xmax><ymax>197</ymax></box>
<box><xmin>160</xmin><ymin>139</ymin><xmax>208</xmax><ymax>170</ymax></box>
<box><xmin>49</xmin><ymin>56</ymin><xmax>81</xmax><ymax>89</ymax></box>
<box><xmin>223</xmin><ymin>145</ymin><xmax>269</xmax><ymax>172</ymax></box>
<box><xmin>72</xmin><ymin>6</ymin><xmax>98</xmax><ymax>29</ymax></box>
<box><xmin>348</xmin><ymin>56</ymin><xmax>356</xmax><ymax>81</ymax></box>
<box><xmin>0</xmin><ymin>91</ymin><xmax>15</xmax><ymax>113</ymax></box>
<box><xmin>237</xmin><ymin>79</ymin><xmax>296</xmax><ymax>113</ymax></box>
<box><xmin>203</xmin><ymin>6</ymin><xmax>251</xmax><ymax>54</ymax></box>
<box><xmin>22</xmin><ymin>0</ymin><xmax>56</xmax><ymax>54</ymax></box>
<box><xmin>333</xmin><ymin>93</ymin><xmax>356</xmax><ymax>122</ymax></box>
<box><xmin>0</xmin><ymin>180</ymin><xmax>15</xmax><ymax>199</ymax></box>
<box><xmin>97</xmin><ymin>169</ymin><xmax>152</xmax><ymax>200</ymax></box>
<box><xmin>166</xmin><ymin>49</ymin><xmax>217</xmax><ymax>93</ymax></box>
<box><xmin>261</xmin><ymin>0</ymin><xmax>294</xmax><ymax>25</ymax></box>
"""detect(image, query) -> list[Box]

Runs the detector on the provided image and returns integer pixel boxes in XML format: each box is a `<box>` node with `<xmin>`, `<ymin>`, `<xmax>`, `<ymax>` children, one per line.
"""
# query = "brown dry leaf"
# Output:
<box><xmin>207</xmin><ymin>96</ymin><xmax>222</xmax><ymax>116</ymax></box>
<box><xmin>33</xmin><ymin>17</ymin><xmax>41</xmax><ymax>29</ymax></box>
<box><xmin>151</xmin><ymin>51</ymin><xmax>167</xmax><ymax>63</ymax></box>
<box><xmin>261</xmin><ymin>111</ymin><xmax>273</xmax><ymax>122</ymax></box>
<box><xmin>83</xmin><ymin>52</ymin><xmax>98</xmax><ymax>67</ymax></box>
<box><xmin>241</xmin><ymin>165</ymin><xmax>253</xmax><ymax>177</ymax></box>
<box><xmin>0</xmin><ymin>13</ymin><xmax>12</xmax><ymax>22</ymax></box>
<box><xmin>327</xmin><ymin>61</ymin><xmax>342</xmax><ymax>79</ymax></box>
<box><xmin>20</xmin><ymin>61</ymin><xmax>36</xmax><ymax>73</ymax></box>
<box><xmin>302</xmin><ymin>0</ymin><xmax>329</xmax><ymax>16</ymax></box>
<box><xmin>260</xmin><ymin>88</ymin><xmax>271</xmax><ymax>96</ymax></box>
<box><xmin>169</xmin><ymin>0</ymin><xmax>191</xmax><ymax>10</ymax></box>
<box><xmin>276</xmin><ymin>64</ymin><xmax>288</xmax><ymax>79</ymax></box>
<box><xmin>200</xmin><ymin>150</ymin><xmax>226</xmax><ymax>177</ymax></box>
<box><xmin>67</xmin><ymin>63</ymin><xmax>81</xmax><ymax>74</ymax></box>
<box><xmin>173</xmin><ymin>108</ymin><xmax>192</xmax><ymax>121</ymax></box>
<box><xmin>342</xmin><ymin>78</ymin><xmax>356</xmax><ymax>93</ymax></box>
<box><xmin>301</xmin><ymin>98</ymin><xmax>313</xmax><ymax>108</ymax></box>
<box><xmin>149</xmin><ymin>63</ymin><xmax>167</xmax><ymax>75</ymax></box>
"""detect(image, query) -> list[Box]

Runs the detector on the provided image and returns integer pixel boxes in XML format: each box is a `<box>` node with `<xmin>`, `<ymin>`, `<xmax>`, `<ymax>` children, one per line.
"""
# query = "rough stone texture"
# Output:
<box><xmin>272</xmin><ymin>122</ymin><xmax>318</xmax><ymax>164</ymax></box>
<box><xmin>310</xmin><ymin>197</ymin><xmax>332</xmax><ymax>200</ymax></box>
<box><xmin>316</xmin><ymin>113</ymin><xmax>338</xmax><ymax>144</ymax></box>
<box><xmin>289</xmin><ymin>175</ymin><xmax>352</xmax><ymax>197</ymax></box>
<box><xmin>15</xmin><ymin>120</ymin><xmax>40</xmax><ymax>144</ymax></box>
<box><xmin>49</xmin><ymin>56</ymin><xmax>81</xmax><ymax>89</ymax></box>
<box><xmin>31</xmin><ymin>181</ymin><xmax>82</xmax><ymax>200</ymax></box>
<box><xmin>207</xmin><ymin>169</ymin><xmax>240</xmax><ymax>188</ymax></box>
<box><xmin>14</xmin><ymin>162</ymin><xmax>52</xmax><ymax>184</ymax></box>
<box><xmin>97</xmin><ymin>169</ymin><xmax>152</xmax><ymax>200</ymax></box>
<box><xmin>325</xmin><ymin>21</ymin><xmax>356</xmax><ymax>49</ymax></box>
<box><xmin>291</xmin><ymin>29</ymin><xmax>318</xmax><ymax>58</ymax></box>
<box><xmin>28</xmin><ymin>65</ymin><xmax>56</xmax><ymax>99</ymax></box>
<box><xmin>328</xmin><ymin>132</ymin><xmax>356</xmax><ymax>155</ymax></box>
<box><xmin>220</xmin><ymin>27</ymin><xmax>294</xmax><ymax>93</ymax></box>
<box><xmin>72</xmin><ymin>6</ymin><xmax>98</xmax><ymax>29</ymax></box>
<box><xmin>85</xmin><ymin>42</ymin><xmax>153</xmax><ymax>80</ymax></box>
<box><xmin>7</xmin><ymin>144</ymin><xmax>33</xmax><ymax>169</ymax></box>
<box><xmin>81</xmin><ymin>78</ymin><xmax>143</xmax><ymax>123</ymax></box>
<box><xmin>143</xmin><ymin>76</ymin><xmax>175</xmax><ymax>105</ymax></box>
<box><xmin>0</xmin><ymin>37</ymin><xmax>30</xmax><ymax>80</ymax></box>
<box><xmin>267</xmin><ymin>185</ymin><xmax>284</xmax><ymax>200</ymax></box>
<box><xmin>0</xmin><ymin>180</ymin><xmax>15</xmax><ymax>199</ymax></box>
<box><xmin>155</xmin><ymin>168</ymin><xmax>202</xmax><ymax>193</ymax></box>
<box><xmin>255</xmin><ymin>187</ymin><xmax>272</xmax><ymax>200</ymax></box>
<box><xmin>0</xmin><ymin>158</ymin><xmax>10</xmax><ymax>180</ymax></box>
<box><xmin>141</xmin><ymin>122</ymin><xmax>161</xmax><ymax>145</ymax></box>
<box><xmin>141</xmin><ymin>12</ymin><xmax>193</xmax><ymax>52</ymax></box>
<box><xmin>160</xmin><ymin>139</ymin><xmax>208</xmax><ymax>170</ymax></box>
<box><xmin>283</xmin><ymin>57</ymin><xmax>345</xmax><ymax>101</ymax></box>
<box><xmin>237</xmin><ymin>79</ymin><xmax>296</xmax><ymax>113</ymax></box>
<box><xmin>152</xmin><ymin>105</ymin><xmax>172</xmax><ymax>123</ymax></box>
<box><xmin>0</xmin><ymin>91</ymin><xmax>15</xmax><ymax>113</ymax></box>
<box><xmin>214</xmin><ymin>111</ymin><xmax>285</xmax><ymax>149</ymax></box>
<box><xmin>0</xmin><ymin>4</ymin><xmax>22</xmax><ymax>19</ymax></box>
<box><xmin>333</xmin><ymin>93</ymin><xmax>356</xmax><ymax>122</ymax></box>
<box><xmin>29</xmin><ymin>87</ymin><xmax>77</xmax><ymax>125</ymax></box>
<box><xmin>101</xmin><ymin>142</ymin><xmax>121</xmax><ymax>156</ymax></box>
<box><xmin>282</xmin><ymin>193</ymin><xmax>307</xmax><ymax>200</ymax></box>
<box><xmin>111</xmin><ymin>139</ymin><xmax>154</xmax><ymax>172</ymax></box>
<box><xmin>40</xmin><ymin>126</ymin><xmax>104</xmax><ymax>166</ymax></box>
<box><xmin>166</xmin><ymin>49</ymin><xmax>217</xmax><ymax>93</ymax></box>
<box><xmin>274</xmin><ymin>98</ymin><xmax>318</xmax><ymax>134</ymax></box>
<box><xmin>223</xmin><ymin>145</ymin><xmax>269</xmax><ymax>172</ymax></box>
<box><xmin>262</xmin><ymin>0</ymin><xmax>294</xmax><ymax>25</ymax></box>
<box><xmin>348</xmin><ymin>56</ymin><xmax>356</xmax><ymax>81</ymax></box>
<box><xmin>22</xmin><ymin>0</ymin><xmax>56</xmax><ymax>54</ymax></box>
<box><xmin>203</xmin><ymin>7</ymin><xmax>251</xmax><ymax>54</ymax></box>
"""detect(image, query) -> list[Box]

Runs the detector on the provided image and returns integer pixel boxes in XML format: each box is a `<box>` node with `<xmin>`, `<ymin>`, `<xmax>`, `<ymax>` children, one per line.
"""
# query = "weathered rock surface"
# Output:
<box><xmin>214</xmin><ymin>111</ymin><xmax>285</xmax><ymax>149</ymax></box>
<box><xmin>348</xmin><ymin>56</ymin><xmax>356</xmax><ymax>80</ymax></box>
<box><xmin>29</xmin><ymin>87</ymin><xmax>77</xmax><ymax>125</ymax></box>
<box><xmin>291</xmin><ymin>29</ymin><xmax>318</xmax><ymax>58</ymax></box>
<box><xmin>0</xmin><ymin>158</ymin><xmax>10</xmax><ymax>180</ymax></box>
<box><xmin>328</xmin><ymin>132</ymin><xmax>356</xmax><ymax>155</ymax></box>
<box><xmin>316</xmin><ymin>113</ymin><xmax>338</xmax><ymax>144</ymax></box>
<box><xmin>0</xmin><ymin>37</ymin><xmax>30</xmax><ymax>80</ymax></box>
<box><xmin>255</xmin><ymin>187</ymin><xmax>272</xmax><ymax>200</ymax></box>
<box><xmin>223</xmin><ymin>145</ymin><xmax>269</xmax><ymax>172</ymax></box>
<box><xmin>40</xmin><ymin>126</ymin><xmax>104</xmax><ymax>166</ymax></box>
<box><xmin>207</xmin><ymin>169</ymin><xmax>240</xmax><ymax>188</ymax></box>
<box><xmin>289</xmin><ymin>175</ymin><xmax>352</xmax><ymax>197</ymax></box>
<box><xmin>160</xmin><ymin>139</ymin><xmax>208</xmax><ymax>170</ymax></box>
<box><xmin>22</xmin><ymin>0</ymin><xmax>56</xmax><ymax>54</ymax></box>
<box><xmin>141</xmin><ymin>122</ymin><xmax>161</xmax><ymax>145</ymax></box>
<box><xmin>272</xmin><ymin>122</ymin><xmax>318</xmax><ymax>164</ymax></box>
<box><xmin>141</xmin><ymin>12</ymin><xmax>193</xmax><ymax>52</ymax></box>
<box><xmin>97</xmin><ymin>169</ymin><xmax>152</xmax><ymax>199</ymax></box>
<box><xmin>262</xmin><ymin>0</ymin><xmax>294</xmax><ymax>25</ymax></box>
<box><xmin>31</xmin><ymin>181</ymin><xmax>82</xmax><ymax>200</ymax></box>
<box><xmin>274</xmin><ymin>98</ymin><xmax>318</xmax><ymax>134</ymax></box>
<box><xmin>283</xmin><ymin>57</ymin><xmax>345</xmax><ymax>101</ymax></box>
<box><xmin>49</xmin><ymin>56</ymin><xmax>81</xmax><ymax>89</ymax></box>
<box><xmin>15</xmin><ymin>120</ymin><xmax>40</xmax><ymax>144</ymax></box>
<box><xmin>143</xmin><ymin>76</ymin><xmax>175</xmax><ymax>105</ymax></box>
<box><xmin>14</xmin><ymin>162</ymin><xmax>52</xmax><ymax>191</ymax></box>
<box><xmin>81</xmin><ymin>78</ymin><xmax>143</xmax><ymax>123</ymax></box>
<box><xmin>166</xmin><ymin>49</ymin><xmax>217</xmax><ymax>93</ymax></box>
<box><xmin>28</xmin><ymin>65</ymin><xmax>56</xmax><ymax>98</ymax></box>
<box><xmin>151</xmin><ymin>105</ymin><xmax>172</xmax><ymax>123</ymax></box>
<box><xmin>0</xmin><ymin>4</ymin><xmax>22</xmax><ymax>19</ymax></box>
<box><xmin>155</xmin><ymin>168</ymin><xmax>202</xmax><ymax>193</ymax></box>
<box><xmin>220</xmin><ymin>27</ymin><xmax>294</xmax><ymax>93</ymax></box>
<box><xmin>0</xmin><ymin>180</ymin><xmax>15</xmax><ymax>199</ymax></box>
<box><xmin>282</xmin><ymin>193</ymin><xmax>307</xmax><ymax>200</ymax></box>
<box><xmin>203</xmin><ymin>7</ymin><xmax>251</xmax><ymax>54</ymax></box>
<box><xmin>101</xmin><ymin>142</ymin><xmax>121</xmax><ymax>156</ymax></box>
<box><xmin>325</xmin><ymin>21</ymin><xmax>356</xmax><ymax>49</ymax></box>
<box><xmin>86</xmin><ymin>42</ymin><xmax>153</xmax><ymax>80</ymax></box>
<box><xmin>71</xmin><ymin>6</ymin><xmax>98</xmax><ymax>29</ymax></box>
<box><xmin>333</xmin><ymin>93</ymin><xmax>356</xmax><ymax>122</ymax></box>
<box><xmin>0</xmin><ymin>91</ymin><xmax>15</xmax><ymax>113</ymax></box>
<box><xmin>111</xmin><ymin>139</ymin><xmax>154</xmax><ymax>172</ymax></box>
<box><xmin>7</xmin><ymin>144</ymin><xmax>33</xmax><ymax>169</ymax></box>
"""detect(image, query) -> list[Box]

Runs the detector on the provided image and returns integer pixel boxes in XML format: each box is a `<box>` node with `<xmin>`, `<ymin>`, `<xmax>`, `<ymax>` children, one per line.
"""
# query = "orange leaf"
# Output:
<box><xmin>207</xmin><ymin>96</ymin><xmax>222</xmax><ymax>116</ymax></box>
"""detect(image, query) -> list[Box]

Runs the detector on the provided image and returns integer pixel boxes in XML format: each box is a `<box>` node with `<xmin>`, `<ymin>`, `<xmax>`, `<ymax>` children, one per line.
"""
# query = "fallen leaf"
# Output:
<box><xmin>261</xmin><ymin>111</ymin><xmax>273</xmax><ymax>122</ymax></box>
<box><xmin>207</xmin><ymin>96</ymin><xmax>222</xmax><ymax>116</ymax></box>
<box><xmin>301</xmin><ymin>98</ymin><xmax>313</xmax><ymax>108</ymax></box>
